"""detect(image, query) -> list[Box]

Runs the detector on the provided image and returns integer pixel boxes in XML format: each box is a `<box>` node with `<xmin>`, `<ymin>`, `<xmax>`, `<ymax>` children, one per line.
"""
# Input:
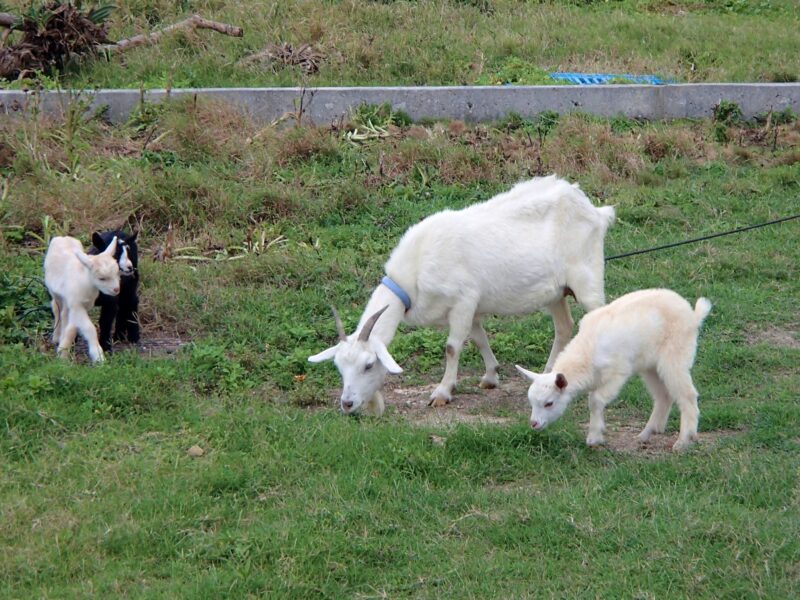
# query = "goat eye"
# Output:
<box><xmin>544</xmin><ymin>401</ymin><xmax>554</xmax><ymax>408</ymax></box>
<box><xmin>364</xmin><ymin>362</ymin><xmax>375</xmax><ymax>372</ymax></box>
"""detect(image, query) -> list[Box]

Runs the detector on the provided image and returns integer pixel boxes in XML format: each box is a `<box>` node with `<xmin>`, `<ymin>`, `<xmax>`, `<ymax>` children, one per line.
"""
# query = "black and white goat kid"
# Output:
<box><xmin>89</xmin><ymin>230</ymin><xmax>140</xmax><ymax>351</ymax></box>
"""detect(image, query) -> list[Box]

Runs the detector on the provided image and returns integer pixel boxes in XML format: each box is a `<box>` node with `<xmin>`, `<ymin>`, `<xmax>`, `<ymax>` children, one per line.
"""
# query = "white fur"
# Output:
<box><xmin>309</xmin><ymin>175</ymin><xmax>615</xmax><ymax>415</ymax></box>
<box><xmin>44</xmin><ymin>236</ymin><xmax>120</xmax><ymax>363</ymax></box>
<box><xmin>118</xmin><ymin>243</ymin><xmax>134</xmax><ymax>275</ymax></box>
<box><xmin>516</xmin><ymin>288</ymin><xmax>712</xmax><ymax>451</ymax></box>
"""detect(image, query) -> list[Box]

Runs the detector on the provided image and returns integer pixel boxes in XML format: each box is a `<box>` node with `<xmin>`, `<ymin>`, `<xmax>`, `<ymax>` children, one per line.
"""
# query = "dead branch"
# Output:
<box><xmin>0</xmin><ymin>13</ymin><xmax>17</xmax><ymax>28</ymax></box>
<box><xmin>103</xmin><ymin>14</ymin><xmax>243</xmax><ymax>53</ymax></box>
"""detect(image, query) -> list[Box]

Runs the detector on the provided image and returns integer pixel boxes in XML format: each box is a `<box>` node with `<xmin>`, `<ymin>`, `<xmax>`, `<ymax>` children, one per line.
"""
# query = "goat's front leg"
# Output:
<box><xmin>429</xmin><ymin>303</ymin><xmax>475</xmax><ymax>407</ymax></box>
<box><xmin>97</xmin><ymin>295</ymin><xmax>118</xmax><ymax>352</ymax></box>
<box><xmin>116</xmin><ymin>290</ymin><xmax>140</xmax><ymax>343</ymax></box>
<box><xmin>57</xmin><ymin>310</ymin><xmax>78</xmax><ymax>360</ymax></box>
<box><xmin>544</xmin><ymin>297</ymin><xmax>574</xmax><ymax>373</ymax></box>
<box><xmin>470</xmin><ymin>319</ymin><xmax>499</xmax><ymax>389</ymax></box>
<box><xmin>74</xmin><ymin>309</ymin><xmax>105</xmax><ymax>363</ymax></box>
<box><xmin>586</xmin><ymin>374</ymin><xmax>628</xmax><ymax>446</ymax></box>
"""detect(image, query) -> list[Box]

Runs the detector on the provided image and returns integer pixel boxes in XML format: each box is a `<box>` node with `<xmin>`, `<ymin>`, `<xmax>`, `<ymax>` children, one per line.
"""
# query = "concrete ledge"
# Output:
<box><xmin>1</xmin><ymin>84</ymin><xmax>798</xmax><ymax>124</ymax></box>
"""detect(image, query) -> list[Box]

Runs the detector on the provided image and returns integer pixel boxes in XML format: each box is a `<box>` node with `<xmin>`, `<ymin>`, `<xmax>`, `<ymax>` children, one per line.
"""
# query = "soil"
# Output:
<box><xmin>70</xmin><ymin>335</ymin><xmax>186</xmax><ymax>358</ymax></box>
<box><xmin>745</xmin><ymin>324</ymin><xmax>800</xmax><ymax>349</ymax></box>
<box><xmin>377</xmin><ymin>375</ymin><xmax>740</xmax><ymax>455</ymax></box>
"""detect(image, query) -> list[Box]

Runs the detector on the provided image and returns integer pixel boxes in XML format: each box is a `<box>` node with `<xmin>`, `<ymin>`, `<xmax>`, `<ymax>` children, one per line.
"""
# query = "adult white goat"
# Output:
<box><xmin>44</xmin><ymin>235</ymin><xmax>121</xmax><ymax>363</ymax></box>
<box><xmin>309</xmin><ymin>175</ymin><xmax>616</xmax><ymax>416</ymax></box>
<box><xmin>516</xmin><ymin>288</ymin><xmax>712</xmax><ymax>451</ymax></box>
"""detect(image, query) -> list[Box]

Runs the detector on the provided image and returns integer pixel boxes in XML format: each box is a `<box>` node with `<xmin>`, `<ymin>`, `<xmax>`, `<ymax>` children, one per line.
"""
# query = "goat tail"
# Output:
<box><xmin>597</xmin><ymin>205</ymin><xmax>616</xmax><ymax>230</ymax></box>
<box><xmin>694</xmin><ymin>297</ymin><xmax>712</xmax><ymax>324</ymax></box>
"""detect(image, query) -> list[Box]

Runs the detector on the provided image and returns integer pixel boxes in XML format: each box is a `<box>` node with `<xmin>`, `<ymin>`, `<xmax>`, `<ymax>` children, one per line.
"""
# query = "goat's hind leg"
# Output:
<box><xmin>470</xmin><ymin>319</ymin><xmax>499</xmax><ymax>389</ymax></box>
<box><xmin>662</xmin><ymin>368</ymin><xmax>700</xmax><ymax>451</ymax></box>
<box><xmin>638</xmin><ymin>369</ymin><xmax>674</xmax><ymax>443</ymax></box>
<box><xmin>568</xmin><ymin>264</ymin><xmax>606</xmax><ymax>312</ymax></box>
<box><xmin>430</xmin><ymin>302</ymin><xmax>475</xmax><ymax>407</ymax></box>
<box><xmin>543</xmin><ymin>297</ymin><xmax>574</xmax><ymax>373</ymax></box>
<box><xmin>50</xmin><ymin>298</ymin><xmax>63</xmax><ymax>344</ymax></box>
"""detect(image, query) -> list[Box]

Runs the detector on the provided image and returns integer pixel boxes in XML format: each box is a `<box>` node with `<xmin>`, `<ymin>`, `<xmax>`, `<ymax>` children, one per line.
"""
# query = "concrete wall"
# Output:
<box><xmin>1</xmin><ymin>84</ymin><xmax>799</xmax><ymax>124</ymax></box>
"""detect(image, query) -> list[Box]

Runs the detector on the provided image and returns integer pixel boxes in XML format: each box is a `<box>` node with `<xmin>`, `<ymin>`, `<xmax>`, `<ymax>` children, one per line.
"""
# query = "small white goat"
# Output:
<box><xmin>516</xmin><ymin>288</ymin><xmax>712</xmax><ymax>451</ymax></box>
<box><xmin>309</xmin><ymin>175</ymin><xmax>616</xmax><ymax>416</ymax></box>
<box><xmin>44</xmin><ymin>236</ymin><xmax>121</xmax><ymax>363</ymax></box>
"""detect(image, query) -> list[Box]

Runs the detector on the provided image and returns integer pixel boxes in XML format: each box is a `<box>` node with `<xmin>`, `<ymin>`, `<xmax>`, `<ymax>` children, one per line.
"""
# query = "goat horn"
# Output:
<box><xmin>331</xmin><ymin>306</ymin><xmax>347</xmax><ymax>342</ymax></box>
<box><xmin>358</xmin><ymin>305</ymin><xmax>389</xmax><ymax>342</ymax></box>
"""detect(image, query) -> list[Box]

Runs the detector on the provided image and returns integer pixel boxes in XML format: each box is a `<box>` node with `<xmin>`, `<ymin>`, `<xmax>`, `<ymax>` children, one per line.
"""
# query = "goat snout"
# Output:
<box><xmin>111</xmin><ymin>286</ymin><xmax>120</xmax><ymax>295</ymax></box>
<box><xmin>530</xmin><ymin>420</ymin><xmax>542</xmax><ymax>430</ymax></box>
<box><xmin>341</xmin><ymin>399</ymin><xmax>355</xmax><ymax>412</ymax></box>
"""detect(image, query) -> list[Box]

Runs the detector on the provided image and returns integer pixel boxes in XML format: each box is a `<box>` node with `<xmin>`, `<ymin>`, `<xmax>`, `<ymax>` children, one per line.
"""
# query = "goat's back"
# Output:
<box><xmin>579</xmin><ymin>288</ymin><xmax>707</xmax><ymax>371</ymax></box>
<box><xmin>44</xmin><ymin>236</ymin><xmax>84</xmax><ymax>278</ymax></box>
<box><xmin>385</xmin><ymin>176</ymin><xmax>613</xmax><ymax>314</ymax></box>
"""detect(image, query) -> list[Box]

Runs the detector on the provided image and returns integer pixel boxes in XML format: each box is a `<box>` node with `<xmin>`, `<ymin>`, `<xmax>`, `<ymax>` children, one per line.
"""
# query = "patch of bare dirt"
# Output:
<box><xmin>381</xmin><ymin>374</ymin><xmax>741</xmax><ymax>455</ymax></box>
<box><xmin>383</xmin><ymin>378</ymin><xmax>529</xmax><ymax>427</ymax></box>
<box><xmin>598</xmin><ymin>423</ymin><xmax>741</xmax><ymax>456</ymax></box>
<box><xmin>745</xmin><ymin>325</ymin><xmax>800</xmax><ymax>349</ymax></box>
<box><xmin>70</xmin><ymin>335</ymin><xmax>186</xmax><ymax>358</ymax></box>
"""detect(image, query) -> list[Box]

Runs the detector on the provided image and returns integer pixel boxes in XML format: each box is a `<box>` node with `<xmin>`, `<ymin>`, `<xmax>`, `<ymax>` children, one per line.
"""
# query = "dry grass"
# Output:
<box><xmin>544</xmin><ymin>116</ymin><xmax>648</xmax><ymax>183</ymax></box>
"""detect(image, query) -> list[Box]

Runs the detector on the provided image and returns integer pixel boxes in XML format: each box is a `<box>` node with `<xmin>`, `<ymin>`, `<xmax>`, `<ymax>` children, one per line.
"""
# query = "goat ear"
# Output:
<box><xmin>515</xmin><ymin>365</ymin><xmax>538</xmax><ymax>382</ymax></box>
<box><xmin>372</xmin><ymin>339</ymin><xmax>402</xmax><ymax>374</ymax></box>
<box><xmin>91</xmin><ymin>232</ymin><xmax>106</xmax><ymax>250</ymax></box>
<box><xmin>102</xmin><ymin>236</ymin><xmax>118</xmax><ymax>256</ymax></box>
<box><xmin>308</xmin><ymin>345</ymin><xmax>339</xmax><ymax>363</ymax></box>
<box><xmin>128</xmin><ymin>230</ymin><xmax>138</xmax><ymax>242</ymax></box>
<box><xmin>74</xmin><ymin>250</ymin><xmax>93</xmax><ymax>269</ymax></box>
<box><xmin>555</xmin><ymin>373</ymin><xmax>568</xmax><ymax>390</ymax></box>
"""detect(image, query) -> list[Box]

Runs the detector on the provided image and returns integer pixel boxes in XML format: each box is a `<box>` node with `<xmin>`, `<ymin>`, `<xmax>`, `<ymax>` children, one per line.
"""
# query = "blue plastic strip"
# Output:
<box><xmin>550</xmin><ymin>72</ymin><xmax>669</xmax><ymax>85</ymax></box>
<box><xmin>381</xmin><ymin>276</ymin><xmax>412</xmax><ymax>311</ymax></box>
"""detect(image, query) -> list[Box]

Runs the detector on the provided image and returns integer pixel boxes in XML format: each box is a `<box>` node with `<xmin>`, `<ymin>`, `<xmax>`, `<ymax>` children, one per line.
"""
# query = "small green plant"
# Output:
<box><xmin>127</xmin><ymin>94</ymin><xmax>167</xmax><ymax>134</ymax></box>
<box><xmin>610</xmin><ymin>115</ymin><xmax>644</xmax><ymax>134</ymax></box>
<box><xmin>345</xmin><ymin>102</ymin><xmax>412</xmax><ymax>143</ymax></box>
<box><xmin>476</xmin><ymin>57</ymin><xmax>563</xmax><ymax>86</ymax></box>
<box><xmin>496</xmin><ymin>110</ymin><xmax>560</xmax><ymax>143</ymax></box>
<box><xmin>0</xmin><ymin>273</ymin><xmax>51</xmax><ymax>345</ymax></box>
<box><xmin>189</xmin><ymin>342</ymin><xmax>251</xmax><ymax>394</ymax></box>
<box><xmin>713</xmin><ymin>100</ymin><xmax>744</xmax><ymax>125</ymax></box>
<box><xmin>352</xmin><ymin>102</ymin><xmax>412</xmax><ymax>129</ymax></box>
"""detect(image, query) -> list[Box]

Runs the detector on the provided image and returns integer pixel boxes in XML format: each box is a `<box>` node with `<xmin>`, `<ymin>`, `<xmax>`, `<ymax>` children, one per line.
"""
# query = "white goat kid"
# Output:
<box><xmin>44</xmin><ymin>236</ymin><xmax>121</xmax><ymax>363</ymax></box>
<box><xmin>516</xmin><ymin>288</ymin><xmax>712</xmax><ymax>451</ymax></box>
<box><xmin>309</xmin><ymin>175</ymin><xmax>616</xmax><ymax>416</ymax></box>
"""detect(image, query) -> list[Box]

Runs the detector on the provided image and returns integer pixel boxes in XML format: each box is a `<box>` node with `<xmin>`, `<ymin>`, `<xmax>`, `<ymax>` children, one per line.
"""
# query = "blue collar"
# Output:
<box><xmin>381</xmin><ymin>276</ymin><xmax>411</xmax><ymax>311</ymax></box>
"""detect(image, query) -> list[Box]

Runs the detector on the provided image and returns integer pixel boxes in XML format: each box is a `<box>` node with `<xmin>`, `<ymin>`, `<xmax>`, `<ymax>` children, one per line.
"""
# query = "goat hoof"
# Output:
<box><xmin>479</xmin><ymin>377</ymin><xmax>498</xmax><ymax>389</ymax></box>
<box><xmin>428</xmin><ymin>396</ymin><xmax>449</xmax><ymax>408</ymax></box>
<box><xmin>672</xmin><ymin>437</ymin><xmax>697</xmax><ymax>452</ymax></box>
<box><xmin>586</xmin><ymin>434</ymin><xmax>606</xmax><ymax>447</ymax></box>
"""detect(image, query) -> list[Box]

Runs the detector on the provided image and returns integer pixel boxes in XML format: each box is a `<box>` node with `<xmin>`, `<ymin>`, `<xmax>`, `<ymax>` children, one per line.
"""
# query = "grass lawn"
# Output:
<box><xmin>1</xmin><ymin>95</ymin><xmax>798</xmax><ymax>597</ymax></box>
<box><xmin>0</xmin><ymin>0</ymin><xmax>798</xmax><ymax>89</ymax></box>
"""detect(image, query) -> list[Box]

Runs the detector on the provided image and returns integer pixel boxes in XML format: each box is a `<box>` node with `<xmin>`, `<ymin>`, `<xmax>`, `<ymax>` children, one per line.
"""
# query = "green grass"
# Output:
<box><xmin>1</xmin><ymin>95</ymin><xmax>799</xmax><ymax>597</ymax></box>
<box><xmin>1</xmin><ymin>0</ymin><xmax>799</xmax><ymax>89</ymax></box>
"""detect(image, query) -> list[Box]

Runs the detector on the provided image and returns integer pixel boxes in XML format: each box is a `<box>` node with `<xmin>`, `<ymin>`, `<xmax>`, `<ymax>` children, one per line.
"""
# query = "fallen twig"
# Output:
<box><xmin>102</xmin><ymin>14</ymin><xmax>243</xmax><ymax>53</ymax></box>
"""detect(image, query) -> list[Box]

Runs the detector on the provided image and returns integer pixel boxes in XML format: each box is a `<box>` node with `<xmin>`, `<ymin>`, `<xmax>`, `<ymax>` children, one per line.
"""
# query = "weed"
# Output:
<box><xmin>713</xmin><ymin>100</ymin><xmax>744</xmax><ymax>126</ymax></box>
<box><xmin>477</xmin><ymin>57</ymin><xmax>560</xmax><ymax>86</ymax></box>
<box><xmin>188</xmin><ymin>342</ymin><xmax>252</xmax><ymax>395</ymax></box>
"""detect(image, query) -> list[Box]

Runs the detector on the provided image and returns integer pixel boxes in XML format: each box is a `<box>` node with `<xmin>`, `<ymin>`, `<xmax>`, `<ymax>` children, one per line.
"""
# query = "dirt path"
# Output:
<box><xmin>379</xmin><ymin>376</ymin><xmax>739</xmax><ymax>455</ymax></box>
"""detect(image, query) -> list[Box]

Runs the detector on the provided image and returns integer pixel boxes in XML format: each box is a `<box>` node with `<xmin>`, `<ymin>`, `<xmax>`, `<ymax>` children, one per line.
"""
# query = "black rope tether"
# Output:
<box><xmin>605</xmin><ymin>214</ymin><xmax>800</xmax><ymax>262</ymax></box>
